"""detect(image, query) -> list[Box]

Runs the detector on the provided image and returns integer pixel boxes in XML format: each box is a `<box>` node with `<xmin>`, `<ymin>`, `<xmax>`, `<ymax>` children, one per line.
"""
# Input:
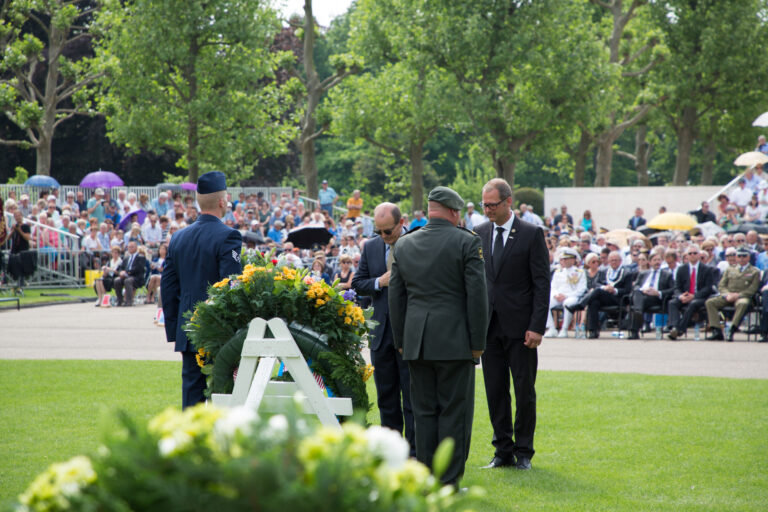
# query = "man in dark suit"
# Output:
<box><xmin>627</xmin><ymin>251</ymin><xmax>675</xmax><ymax>339</ymax></box>
<box><xmin>475</xmin><ymin>178</ymin><xmax>550</xmax><ymax>471</ymax></box>
<box><xmin>113</xmin><ymin>241</ymin><xmax>147</xmax><ymax>306</ymax></box>
<box><xmin>627</xmin><ymin>207</ymin><xmax>646</xmax><ymax>230</ymax></box>
<box><xmin>579</xmin><ymin>251</ymin><xmax>633</xmax><ymax>338</ymax></box>
<box><xmin>352</xmin><ymin>202</ymin><xmax>415</xmax><ymax>455</ymax></box>
<box><xmin>667</xmin><ymin>245</ymin><xmax>716</xmax><ymax>340</ymax></box>
<box><xmin>389</xmin><ymin>186</ymin><xmax>488</xmax><ymax>487</ymax></box>
<box><xmin>162</xmin><ymin>171</ymin><xmax>243</xmax><ymax>408</ymax></box>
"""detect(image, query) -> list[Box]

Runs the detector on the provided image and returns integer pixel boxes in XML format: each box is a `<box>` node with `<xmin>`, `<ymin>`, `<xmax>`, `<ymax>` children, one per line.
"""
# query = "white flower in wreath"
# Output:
<box><xmin>365</xmin><ymin>425</ymin><xmax>409</xmax><ymax>469</ymax></box>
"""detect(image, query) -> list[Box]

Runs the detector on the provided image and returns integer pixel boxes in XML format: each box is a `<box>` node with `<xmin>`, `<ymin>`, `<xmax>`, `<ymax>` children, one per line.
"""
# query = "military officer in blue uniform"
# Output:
<box><xmin>161</xmin><ymin>171</ymin><xmax>243</xmax><ymax>408</ymax></box>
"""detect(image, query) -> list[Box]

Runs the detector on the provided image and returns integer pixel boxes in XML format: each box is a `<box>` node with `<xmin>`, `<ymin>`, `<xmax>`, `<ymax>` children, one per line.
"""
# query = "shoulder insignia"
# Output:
<box><xmin>478</xmin><ymin>246</ymin><xmax>484</xmax><ymax>260</ymax></box>
<box><xmin>232</xmin><ymin>249</ymin><xmax>240</xmax><ymax>263</ymax></box>
<box><xmin>458</xmin><ymin>226</ymin><xmax>479</xmax><ymax>236</ymax></box>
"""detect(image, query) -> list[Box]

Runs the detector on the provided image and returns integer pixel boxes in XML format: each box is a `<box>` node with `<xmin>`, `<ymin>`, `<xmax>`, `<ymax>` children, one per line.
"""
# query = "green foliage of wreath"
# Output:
<box><xmin>184</xmin><ymin>251</ymin><xmax>374</xmax><ymax>414</ymax></box>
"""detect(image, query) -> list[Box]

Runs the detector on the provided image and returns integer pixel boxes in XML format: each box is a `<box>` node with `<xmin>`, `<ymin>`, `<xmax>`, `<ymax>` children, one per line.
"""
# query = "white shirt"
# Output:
<box><xmin>730</xmin><ymin>186</ymin><xmax>753</xmax><ymax>207</ymax></box>
<box><xmin>641</xmin><ymin>268</ymin><xmax>661</xmax><ymax>291</ymax></box>
<box><xmin>491</xmin><ymin>212</ymin><xmax>516</xmax><ymax>255</ymax></box>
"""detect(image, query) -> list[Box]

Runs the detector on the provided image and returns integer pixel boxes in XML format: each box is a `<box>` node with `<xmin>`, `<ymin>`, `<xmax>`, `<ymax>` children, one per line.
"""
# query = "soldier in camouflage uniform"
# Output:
<box><xmin>705</xmin><ymin>248</ymin><xmax>761</xmax><ymax>341</ymax></box>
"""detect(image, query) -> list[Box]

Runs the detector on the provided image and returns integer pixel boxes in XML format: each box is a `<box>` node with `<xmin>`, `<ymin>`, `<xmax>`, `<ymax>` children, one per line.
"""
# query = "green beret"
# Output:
<box><xmin>427</xmin><ymin>186</ymin><xmax>464</xmax><ymax>211</ymax></box>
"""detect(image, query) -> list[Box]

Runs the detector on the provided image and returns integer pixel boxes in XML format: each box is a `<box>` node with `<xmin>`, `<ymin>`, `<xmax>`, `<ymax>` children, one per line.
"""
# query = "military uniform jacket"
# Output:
<box><xmin>388</xmin><ymin>218</ymin><xmax>488</xmax><ymax>361</ymax></box>
<box><xmin>717</xmin><ymin>264</ymin><xmax>761</xmax><ymax>299</ymax></box>
<box><xmin>161</xmin><ymin>214</ymin><xmax>243</xmax><ymax>352</ymax></box>
<box><xmin>550</xmin><ymin>266</ymin><xmax>587</xmax><ymax>300</ymax></box>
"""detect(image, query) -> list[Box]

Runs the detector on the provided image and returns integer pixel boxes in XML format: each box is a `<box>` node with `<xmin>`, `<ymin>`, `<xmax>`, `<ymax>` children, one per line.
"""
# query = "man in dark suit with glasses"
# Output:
<box><xmin>352</xmin><ymin>202</ymin><xmax>415</xmax><ymax>455</ymax></box>
<box><xmin>475</xmin><ymin>178</ymin><xmax>551</xmax><ymax>471</ymax></box>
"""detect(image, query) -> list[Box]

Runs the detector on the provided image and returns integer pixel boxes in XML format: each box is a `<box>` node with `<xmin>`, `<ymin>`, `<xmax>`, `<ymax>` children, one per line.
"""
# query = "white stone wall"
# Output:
<box><xmin>543</xmin><ymin>186</ymin><xmax>724</xmax><ymax>231</ymax></box>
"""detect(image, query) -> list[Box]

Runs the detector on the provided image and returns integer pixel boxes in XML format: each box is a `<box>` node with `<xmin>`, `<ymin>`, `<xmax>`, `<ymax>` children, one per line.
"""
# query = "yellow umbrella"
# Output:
<box><xmin>646</xmin><ymin>212</ymin><xmax>697</xmax><ymax>231</ymax></box>
<box><xmin>734</xmin><ymin>151</ymin><xmax>768</xmax><ymax>167</ymax></box>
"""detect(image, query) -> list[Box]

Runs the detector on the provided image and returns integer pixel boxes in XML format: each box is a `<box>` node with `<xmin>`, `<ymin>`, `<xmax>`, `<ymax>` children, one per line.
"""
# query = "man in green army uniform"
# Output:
<box><xmin>388</xmin><ymin>186</ymin><xmax>488</xmax><ymax>488</ymax></box>
<box><xmin>705</xmin><ymin>248</ymin><xmax>761</xmax><ymax>341</ymax></box>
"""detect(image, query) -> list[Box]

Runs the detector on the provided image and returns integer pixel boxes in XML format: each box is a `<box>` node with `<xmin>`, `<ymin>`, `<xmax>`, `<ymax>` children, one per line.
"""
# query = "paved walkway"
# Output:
<box><xmin>2</xmin><ymin>303</ymin><xmax>768</xmax><ymax>379</ymax></box>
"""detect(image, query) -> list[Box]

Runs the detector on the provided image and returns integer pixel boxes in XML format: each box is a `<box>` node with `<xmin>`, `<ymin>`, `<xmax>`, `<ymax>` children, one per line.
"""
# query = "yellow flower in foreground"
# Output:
<box><xmin>213</xmin><ymin>278</ymin><xmax>230</xmax><ymax>289</ymax></box>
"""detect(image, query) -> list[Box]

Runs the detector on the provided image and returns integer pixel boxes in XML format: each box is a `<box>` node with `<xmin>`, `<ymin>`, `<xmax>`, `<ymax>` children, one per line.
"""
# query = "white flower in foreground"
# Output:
<box><xmin>214</xmin><ymin>406</ymin><xmax>259</xmax><ymax>442</ymax></box>
<box><xmin>158</xmin><ymin>431</ymin><xmax>193</xmax><ymax>457</ymax></box>
<box><xmin>365</xmin><ymin>426</ymin><xmax>409</xmax><ymax>469</ymax></box>
<box><xmin>262</xmin><ymin>414</ymin><xmax>289</xmax><ymax>442</ymax></box>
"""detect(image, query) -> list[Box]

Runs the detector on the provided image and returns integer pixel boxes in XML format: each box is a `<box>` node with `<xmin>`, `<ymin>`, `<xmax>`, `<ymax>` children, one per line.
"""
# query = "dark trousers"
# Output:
<box><xmin>630</xmin><ymin>291</ymin><xmax>662</xmax><ymax>331</ymax></box>
<box><xmin>408</xmin><ymin>358</ymin><xmax>475</xmax><ymax>486</ymax></box>
<box><xmin>181</xmin><ymin>350</ymin><xmax>207</xmax><ymax>409</ymax></box>
<box><xmin>668</xmin><ymin>297</ymin><xmax>707</xmax><ymax>332</ymax></box>
<box><xmin>371</xmin><ymin>322</ymin><xmax>415</xmax><ymax>455</ymax></box>
<box><xmin>114</xmin><ymin>276</ymin><xmax>138</xmax><ymax>305</ymax></box>
<box><xmin>761</xmin><ymin>291</ymin><xmax>768</xmax><ymax>334</ymax></box>
<box><xmin>586</xmin><ymin>289</ymin><xmax>620</xmax><ymax>331</ymax></box>
<box><xmin>481</xmin><ymin>312</ymin><xmax>537</xmax><ymax>461</ymax></box>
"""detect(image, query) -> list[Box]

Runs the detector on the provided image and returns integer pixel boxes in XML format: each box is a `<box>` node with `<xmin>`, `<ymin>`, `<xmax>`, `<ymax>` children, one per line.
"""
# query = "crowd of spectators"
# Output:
<box><xmin>6</xmin><ymin>169</ymin><xmax>768</xmax><ymax>335</ymax></box>
<box><xmin>540</xmin><ymin>212</ymin><xmax>768</xmax><ymax>342</ymax></box>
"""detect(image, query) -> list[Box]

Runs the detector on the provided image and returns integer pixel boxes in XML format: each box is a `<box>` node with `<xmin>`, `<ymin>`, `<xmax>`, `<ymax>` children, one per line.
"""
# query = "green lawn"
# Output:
<box><xmin>0</xmin><ymin>287</ymin><xmax>94</xmax><ymax>308</ymax></box>
<box><xmin>2</xmin><ymin>360</ymin><xmax>766</xmax><ymax>511</ymax></box>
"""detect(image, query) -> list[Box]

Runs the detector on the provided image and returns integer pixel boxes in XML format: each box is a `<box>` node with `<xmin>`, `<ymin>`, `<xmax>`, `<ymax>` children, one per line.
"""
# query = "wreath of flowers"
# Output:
<box><xmin>184</xmin><ymin>250</ymin><xmax>375</xmax><ymax>413</ymax></box>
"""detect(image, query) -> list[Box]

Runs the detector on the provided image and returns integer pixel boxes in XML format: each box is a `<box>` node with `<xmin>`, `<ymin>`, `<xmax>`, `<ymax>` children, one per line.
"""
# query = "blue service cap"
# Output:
<box><xmin>197</xmin><ymin>171</ymin><xmax>227</xmax><ymax>194</ymax></box>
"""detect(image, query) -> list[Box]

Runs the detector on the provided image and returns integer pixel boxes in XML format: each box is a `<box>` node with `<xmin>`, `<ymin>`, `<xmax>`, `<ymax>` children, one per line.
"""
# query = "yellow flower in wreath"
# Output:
<box><xmin>213</xmin><ymin>278</ymin><xmax>230</xmax><ymax>289</ymax></box>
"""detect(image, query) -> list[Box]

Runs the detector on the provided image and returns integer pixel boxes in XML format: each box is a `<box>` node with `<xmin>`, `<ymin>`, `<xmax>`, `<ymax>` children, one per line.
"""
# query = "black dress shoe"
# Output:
<box><xmin>726</xmin><ymin>328</ymin><xmax>735</xmax><ymax>342</ymax></box>
<box><xmin>627</xmin><ymin>330</ymin><xmax>640</xmax><ymax>340</ymax></box>
<box><xmin>667</xmin><ymin>328</ymin><xmax>678</xmax><ymax>341</ymax></box>
<box><xmin>760</xmin><ymin>333</ymin><xmax>768</xmax><ymax>343</ymax></box>
<box><xmin>745</xmin><ymin>326</ymin><xmax>761</xmax><ymax>335</ymax></box>
<box><xmin>707</xmin><ymin>328</ymin><xmax>724</xmax><ymax>341</ymax></box>
<box><xmin>587</xmin><ymin>330</ymin><xmax>599</xmax><ymax>339</ymax></box>
<box><xmin>515</xmin><ymin>457</ymin><xmax>532</xmax><ymax>470</ymax></box>
<box><xmin>481</xmin><ymin>456</ymin><xmax>515</xmax><ymax>469</ymax></box>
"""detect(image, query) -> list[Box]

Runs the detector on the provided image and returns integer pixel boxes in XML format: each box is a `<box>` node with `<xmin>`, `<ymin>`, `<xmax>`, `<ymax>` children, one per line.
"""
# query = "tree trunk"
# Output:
<box><xmin>572</xmin><ymin>129</ymin><xmax>592</xmax><ymax>187</ymax></box>
<box><xmin>700</xmin><ymin>136</ymin><xmax>717</xmax><ymax>185</ymax></box>
<box><xmin>494</xmin><ymin>156</ymin><xmax>516</xmax><ymax>190</ymax></box>
<box><xmin>594</xmin><ymin>134</ymin><xmax>614</xmax><ymax>187</ymax></box>
<box><xmin>36</xmin><ymin>24</ymin><xmax>65</xmax><ymax>176</ymax></box>
<box><xmin>673</xmin><ymin>105</ymin><xmax>698</xmax><ymax>186</ymax></box>
<box><xmin>299</xmin><ymin>0</ymin><xmax>321</xmax><ymax>199</ymax></box>
<box><xmin>409</xmin><ymin>141</ymin><xmax>425</xmax><ymax>211</ymax></box>
<box><xmin>635</xmin><ymin>123</ymin><xmax>650</xmax><ymax>186</ymax></box>
<box><xmin>185</xmin><ymin>39</ymin><xmax>200</xmax><ymax>183</ymax></box>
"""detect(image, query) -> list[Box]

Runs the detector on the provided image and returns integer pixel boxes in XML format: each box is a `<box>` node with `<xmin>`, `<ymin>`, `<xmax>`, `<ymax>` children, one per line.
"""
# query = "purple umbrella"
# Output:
<box><xmin>79</xmin><ymin>169</ymin><xmax>124</xmax><ymax>188</ymax></box>
<box><xmin>181</xmin><ymin>182</ymin><xmax>197</xmax><ymax>191</ymax></box>
<box><xmin>119</xmin><ymin>208</ymin><xmax>148</xmax><ymax>231</ymax></box>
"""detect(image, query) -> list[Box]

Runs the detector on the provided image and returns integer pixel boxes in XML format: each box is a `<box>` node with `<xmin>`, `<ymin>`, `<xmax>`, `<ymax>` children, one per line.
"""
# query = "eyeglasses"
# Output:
<box><xmin>737</xmin><ymin>254</ymin><xmax>750</xmax><ymax>258</ymax></box>
<box><xmin>480</xmin><ymin>198</ymin><xmax>507</xmax><ymax>210</ymax></box>
<box><xmin>374</xmin><ymin>226</ymin><xmax>397</xmax><ymax>236</ymax></box>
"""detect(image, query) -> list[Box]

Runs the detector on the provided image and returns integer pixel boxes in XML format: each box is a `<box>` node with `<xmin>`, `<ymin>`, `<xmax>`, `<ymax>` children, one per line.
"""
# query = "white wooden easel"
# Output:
<box><xmin>210</xmin><ymin>317</ymin><xmax>352</xmax><ymax>428</ymax></box>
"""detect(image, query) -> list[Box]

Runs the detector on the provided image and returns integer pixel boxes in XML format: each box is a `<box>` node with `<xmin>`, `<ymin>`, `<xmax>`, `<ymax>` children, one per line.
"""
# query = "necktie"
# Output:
<box><xmin>493</xmin><ymin>226</ymin><xmax>505</xmax><ymax>274</ymax></box>
<box><xmin>386</xmin><ymin>245</ymin><xmax>393</xmax><ymax>271</ymax></box>
<box><xmin>128</xmin><ymin>254</ymin><xmax>135</xmax><ymax>270</ymax></box>
<box><xmin>689</xmin><ymin>266</ymin><xmax>696</xmax><ymax>294</ymax></box>
<box><xmin>650</xmin><ymin>269</ymin><xmax>658</xmax><ymax>289</ymax></box>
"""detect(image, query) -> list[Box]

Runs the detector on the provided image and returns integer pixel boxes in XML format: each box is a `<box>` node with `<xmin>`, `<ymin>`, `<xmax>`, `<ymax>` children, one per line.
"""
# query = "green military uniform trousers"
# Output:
<box><xmin>705</xmin><ymin>296</ymin><xmax>751</xmax><ymax>328</ymax></box>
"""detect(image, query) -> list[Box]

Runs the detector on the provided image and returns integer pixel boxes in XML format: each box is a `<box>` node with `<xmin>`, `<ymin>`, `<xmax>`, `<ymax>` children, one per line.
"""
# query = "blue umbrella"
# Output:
<box><xmin>24</xmin><ymin>175</ymin><xmax>60</xmax><ymax>188</ymax></box>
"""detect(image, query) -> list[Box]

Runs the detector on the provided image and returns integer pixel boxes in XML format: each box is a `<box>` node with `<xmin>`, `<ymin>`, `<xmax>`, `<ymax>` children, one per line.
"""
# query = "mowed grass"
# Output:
<box><xmin>0</xmin><ymin>287</ymin><xmax>94</xmax><ymax>308</ymax></box>
<box><xmin>2</xmin><ymin>360</ymin><xmax>767</xmax><ymax>511</ymax></box>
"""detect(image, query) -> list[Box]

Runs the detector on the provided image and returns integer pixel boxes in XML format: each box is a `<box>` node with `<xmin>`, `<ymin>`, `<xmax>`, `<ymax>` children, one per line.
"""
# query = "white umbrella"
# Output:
<box><xmin>695</xmin><ymin>221</ymin><xmax>724</xmax><ymax>239</ymax></box>
<box><xmin>733</xmin><ymin>151</ymin><xmax>768</xmax><ymax>167</ymax></box>
<box><xmin>753</xmin><ymin>111</ymin><xmax>768</xmax><ymax>127</ymax></box>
